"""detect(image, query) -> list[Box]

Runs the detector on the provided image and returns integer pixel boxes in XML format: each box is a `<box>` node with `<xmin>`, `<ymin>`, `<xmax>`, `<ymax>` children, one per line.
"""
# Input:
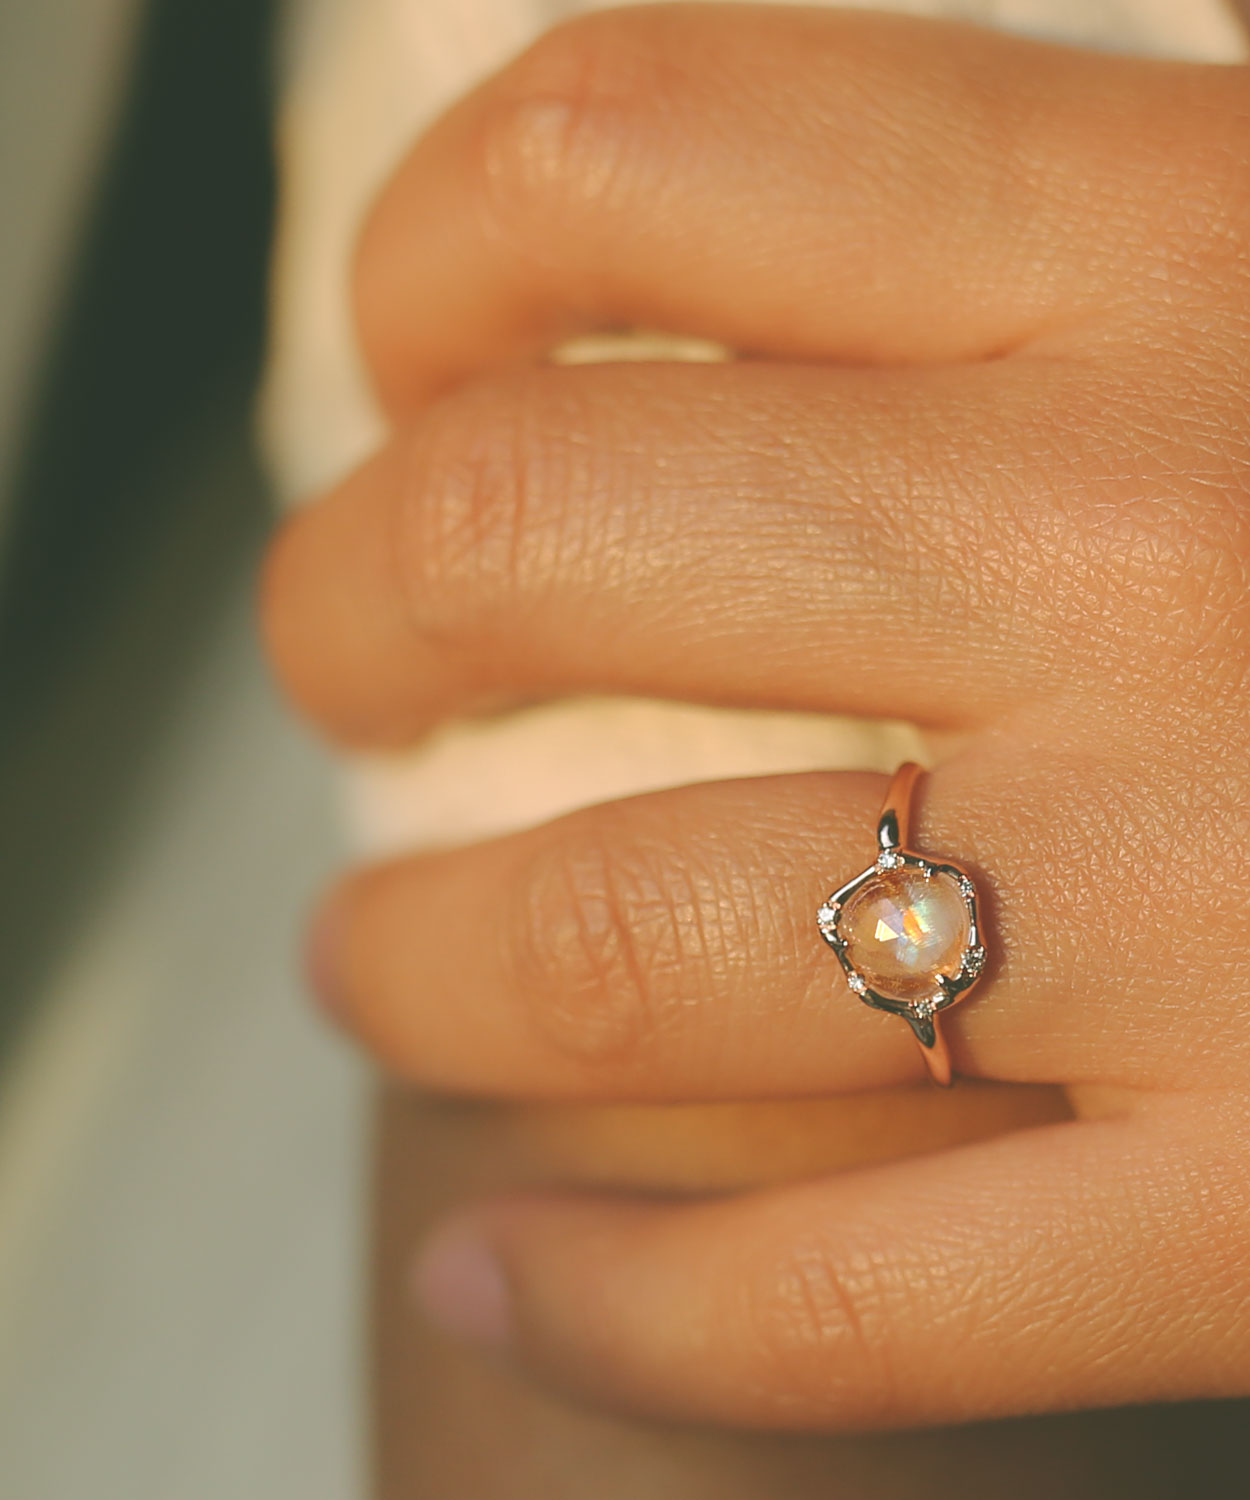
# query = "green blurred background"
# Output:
<box><xmin>0</xmin><ymin>2</ymin><xmax>363</xmax><ymax>1493</ymax></box>
<box><xmin>0</xmin><ymin>0</ymin><xmax>273</xmax><ymax>1049</ymax></box>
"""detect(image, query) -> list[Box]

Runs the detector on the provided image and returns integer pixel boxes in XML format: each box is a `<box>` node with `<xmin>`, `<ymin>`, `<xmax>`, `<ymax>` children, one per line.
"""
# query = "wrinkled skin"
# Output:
<box><xmin>263</xmin><ymin>6</ymin><xmax>1250</xmax><ymax>1490</ymax></box>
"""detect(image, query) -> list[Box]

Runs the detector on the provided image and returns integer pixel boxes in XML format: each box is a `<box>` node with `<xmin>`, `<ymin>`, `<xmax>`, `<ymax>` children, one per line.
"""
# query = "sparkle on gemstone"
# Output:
<box><xmin>839</xmin><ymin>866</ymin><xmax>970</xmax><ymax>1003</ymax></box>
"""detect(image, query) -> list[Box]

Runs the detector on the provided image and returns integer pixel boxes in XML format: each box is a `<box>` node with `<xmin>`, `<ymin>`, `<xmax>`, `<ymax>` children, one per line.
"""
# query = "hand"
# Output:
<box><xmin>263</xmin><ymin>5</ymin><xmax>1250</xmax><ymax>1431</ymax></box>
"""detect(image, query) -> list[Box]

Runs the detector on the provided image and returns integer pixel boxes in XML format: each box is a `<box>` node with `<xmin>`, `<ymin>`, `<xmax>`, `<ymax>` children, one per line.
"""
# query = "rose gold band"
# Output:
<box><xmin>877</xmin><ymin>758</ymin><xmax>922</xmax><ymax>854</ymax></box>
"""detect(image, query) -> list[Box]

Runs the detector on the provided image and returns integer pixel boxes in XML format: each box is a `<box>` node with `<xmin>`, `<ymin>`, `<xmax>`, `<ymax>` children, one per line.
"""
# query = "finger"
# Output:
<box><xmin>413</xmin><ymin>1096</ymin><xmax>1250</xmax><ymax>1428</ymax></box>
<box><xmin>355</xmin><ymin>5</ymin><xmax>1234</xmax><ymax>410</ymax></box>
<box><xmin>315</xmin><ymin>756</ymin><xmax>1233</xmax><ymax>1101</ymax></box>
<box><xmin>264</xmin><ymin>357</ymin><xmax>1101</xmax><ymax>748</ymax></box>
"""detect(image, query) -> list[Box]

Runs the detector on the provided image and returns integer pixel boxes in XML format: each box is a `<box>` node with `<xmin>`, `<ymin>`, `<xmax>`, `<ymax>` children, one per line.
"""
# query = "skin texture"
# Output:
<box><xmin>371</xmin><ymin>1089</ymin><xmax>1244</xmax><ymax>1500</ymax></box>
<box><xmin>261</xmin><ymin>2</ymin><xmax>1250</xmax><ymax>1480</ymax></box>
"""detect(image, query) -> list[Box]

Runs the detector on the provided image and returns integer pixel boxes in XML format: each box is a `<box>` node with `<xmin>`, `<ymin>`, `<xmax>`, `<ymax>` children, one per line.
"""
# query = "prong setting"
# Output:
<box><xmin>816</xmin><ymin>848</ymin><xmax>985</xmax><ymax>1021</ymax></box>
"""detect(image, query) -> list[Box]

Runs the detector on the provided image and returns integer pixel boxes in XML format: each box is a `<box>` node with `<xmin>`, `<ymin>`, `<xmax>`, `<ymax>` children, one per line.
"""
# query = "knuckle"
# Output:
<box><xmin>1037</xmin><ymin>379</ymin><xmax>1250</xmax><ymax>679</ymax></box>
<box><xmin>1078</xmin><ymin>486</ymin><xmax>1245</xmax><ymax>633</ymax></box>
<box><xmin>473</xmin><ymin>13</ymin><xmax>664</xmax><ymax>252</ymax></box>
<box><xmin>737</xmin><ymin>1232</ymin><xmax>902</xmax><ymax>1422</ymax></box>
<box><xmin>392</xmin><ymin>377</ymin><xmax>585</xmax><ymax>652</ymax></box>
<box><xmin>506</xmin><ymin>818</ymin><xmax>723</xmax><ymax>1068</ymax></box>
<box><xmin>507</xmin><ymin>830</ymin><xmax>660</xmax><ymax>1066</ymax></box>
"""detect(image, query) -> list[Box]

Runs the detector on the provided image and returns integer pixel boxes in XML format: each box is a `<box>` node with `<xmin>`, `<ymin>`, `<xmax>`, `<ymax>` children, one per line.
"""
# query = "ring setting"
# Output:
<box><xmin>816</xmin><ymin>762</ymin><xmax>985</xmax><ymax>1086</ymax></box>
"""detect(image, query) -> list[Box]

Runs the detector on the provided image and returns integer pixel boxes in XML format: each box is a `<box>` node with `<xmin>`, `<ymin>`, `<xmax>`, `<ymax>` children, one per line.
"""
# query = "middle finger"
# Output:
<box><xmin>264</xmin><ymin>357</ymin><xmax>1110</xmax><ymax>748</ymax></box>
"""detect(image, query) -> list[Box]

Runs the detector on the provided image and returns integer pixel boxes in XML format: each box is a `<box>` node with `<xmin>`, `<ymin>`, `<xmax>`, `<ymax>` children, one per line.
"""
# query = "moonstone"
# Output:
<box><xmin>840</xmin><ymin>867</ymin><xmax>969</xmax><ymax>1002</ymax></box>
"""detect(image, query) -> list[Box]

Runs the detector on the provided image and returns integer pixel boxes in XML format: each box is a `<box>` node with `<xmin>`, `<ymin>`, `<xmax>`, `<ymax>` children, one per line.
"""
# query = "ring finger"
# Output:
<box><xmin>314</xmin><ymin>746</ymin><xmax>1233</xmax><ymax>1101</ymax></box>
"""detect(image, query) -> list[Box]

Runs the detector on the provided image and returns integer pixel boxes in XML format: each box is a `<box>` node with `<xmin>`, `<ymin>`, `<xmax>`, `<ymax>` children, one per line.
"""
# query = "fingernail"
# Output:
<box><xmin>411</xmin><ymin>1221</ymin><xmax>513</xmax><ymax>1350</ymax></box>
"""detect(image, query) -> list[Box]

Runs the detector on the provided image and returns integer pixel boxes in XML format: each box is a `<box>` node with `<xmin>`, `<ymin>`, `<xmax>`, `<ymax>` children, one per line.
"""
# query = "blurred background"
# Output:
<box><xmin>0</xmin><ymin>1</ymin><xmax>365</xmax><ymax>1494</ymax></box>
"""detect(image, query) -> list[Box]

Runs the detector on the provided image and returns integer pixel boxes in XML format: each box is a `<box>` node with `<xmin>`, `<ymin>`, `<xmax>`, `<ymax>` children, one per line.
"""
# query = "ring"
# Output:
<box><xmin>816</xmin><ymin>762</ymin><xmax>986</xmax><ymax>1087</ymax></box>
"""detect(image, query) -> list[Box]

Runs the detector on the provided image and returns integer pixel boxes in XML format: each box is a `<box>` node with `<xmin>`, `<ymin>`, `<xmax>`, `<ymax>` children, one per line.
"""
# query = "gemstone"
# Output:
<box><xmin>839</xmin><ymin>867</ymin><xmax>970</xmax><ymax>1003</ymax></box>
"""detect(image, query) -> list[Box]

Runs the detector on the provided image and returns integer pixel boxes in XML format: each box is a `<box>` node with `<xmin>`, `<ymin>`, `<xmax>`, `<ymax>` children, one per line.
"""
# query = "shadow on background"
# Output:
<box><xmin>0</xmin><ymin>0</ymin><xmax>276</xmax><ymax>1056</ymax></box>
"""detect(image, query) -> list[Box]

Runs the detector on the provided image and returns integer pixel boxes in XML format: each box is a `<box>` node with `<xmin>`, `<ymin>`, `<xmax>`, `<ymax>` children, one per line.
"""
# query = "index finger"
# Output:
<box><xmin>354</xmin><ymin>4</ymin><xmax>1238</xmax><ymax>411</ymax></box>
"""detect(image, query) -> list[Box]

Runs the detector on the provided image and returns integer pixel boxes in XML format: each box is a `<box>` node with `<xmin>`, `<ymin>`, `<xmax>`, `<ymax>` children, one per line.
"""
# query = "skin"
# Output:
<box><xmin>369</xmin><ymin>1089</ymin><xmax>1243</xmax><ymax>1500</ymax></box>
<box><xmin>262</xmin><ymin>1</ymin><xmax>1250</xmax><ymax>1473</ymax></box>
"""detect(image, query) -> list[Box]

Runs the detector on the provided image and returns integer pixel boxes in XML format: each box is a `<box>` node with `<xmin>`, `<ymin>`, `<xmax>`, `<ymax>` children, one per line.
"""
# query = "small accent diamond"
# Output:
<box><xmin>847</xmin><ymin>972</ymin><xmax>867</xmax><ymax>994</ymax></box>
<box><xmin>962</xmin><ymin>944</ymin><xmax>986</xmax><ymax>977</ymax></box>
<box><xmin>875</xmin><ymin>850</ymin><xmax>902</xmax><ymax>871</ymax></box>
<box><xmin>957</xmin><ymin>875</ymin><xmax>976</xmax><ymax>899</ymax></box>
<box><xmin>816</xmin><ymin>904</ymin><xmax>839</xmax><ymax>933</ymax></box>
